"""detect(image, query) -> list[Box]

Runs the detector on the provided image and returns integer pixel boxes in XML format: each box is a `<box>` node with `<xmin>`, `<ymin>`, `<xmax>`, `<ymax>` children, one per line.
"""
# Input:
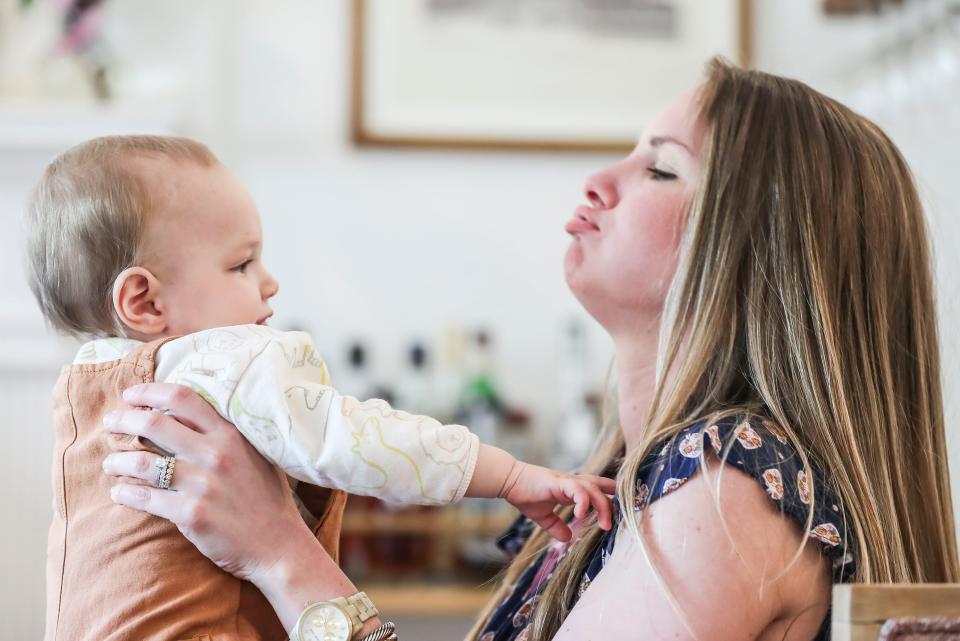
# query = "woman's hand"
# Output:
<box><xmin>102</xmin><ymin>383</ymin><xmax>374</xmax><ymax>632</ymax></box>
<box><xmin>101</xmin><ymin>382</ymin><xmax>313</xmax><ymax>583</ymax></box>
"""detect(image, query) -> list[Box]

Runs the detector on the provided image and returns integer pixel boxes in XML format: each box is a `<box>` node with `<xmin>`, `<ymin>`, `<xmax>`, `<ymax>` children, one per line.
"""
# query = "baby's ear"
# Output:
<box><xmin>112</xmin><ymin>267</ymin><xmax>165</xmax><ymax>337</ymax></box>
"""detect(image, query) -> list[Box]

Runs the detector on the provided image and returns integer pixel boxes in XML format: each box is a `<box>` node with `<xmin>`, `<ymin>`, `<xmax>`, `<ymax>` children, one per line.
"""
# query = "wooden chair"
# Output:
<box><xmin>832</xmin><ymin>585</ymin><xmax>960</xmax><ymax>641</ymax></box>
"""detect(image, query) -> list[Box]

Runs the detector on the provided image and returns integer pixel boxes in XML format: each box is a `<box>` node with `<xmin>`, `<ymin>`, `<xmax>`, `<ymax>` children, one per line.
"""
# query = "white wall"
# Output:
<box><xmin>1</xmin><ymin>1</ymin><xmax>958</xmax><ymax>638</ymax></box>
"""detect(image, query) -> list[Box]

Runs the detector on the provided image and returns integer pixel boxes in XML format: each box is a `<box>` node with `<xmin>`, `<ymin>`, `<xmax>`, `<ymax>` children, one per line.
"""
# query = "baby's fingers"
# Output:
<box><xmin>535</xmin><ymin>511</ymin><xmax>572</xmax><ymax>542</ymax></box>
<box><xmin>571</xmin><ymin>484</ymin><xmax>591</xmax><ymax>521</ymax></box>
<box><xmin>585</xmin><ymin>482</ymin><xmax>614</xmax><ymax>530</ymax></box>
<box><xmin>578</xmin><ymin>474</ymin><xmax>617</xmax><ymax>495</ymax></box>
<box><xmin>561</xmin><ymin>479</ymin><xmax>614</xmax><ymax>531</ymax></box>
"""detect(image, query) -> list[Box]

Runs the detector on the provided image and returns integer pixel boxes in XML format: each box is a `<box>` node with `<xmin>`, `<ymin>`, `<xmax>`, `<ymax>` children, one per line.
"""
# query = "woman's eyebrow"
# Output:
<box><xmin>649</xmin><ymin>135</ymin><xmax>692</xmax><ymax>153</ymax></box>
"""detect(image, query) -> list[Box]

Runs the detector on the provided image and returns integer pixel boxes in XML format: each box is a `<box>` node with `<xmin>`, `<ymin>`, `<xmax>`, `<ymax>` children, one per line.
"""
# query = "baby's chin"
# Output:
<box><xmin>179</xmin><ymin>317</ymin><xmax>271</xmax><ymax>333</ymax></box>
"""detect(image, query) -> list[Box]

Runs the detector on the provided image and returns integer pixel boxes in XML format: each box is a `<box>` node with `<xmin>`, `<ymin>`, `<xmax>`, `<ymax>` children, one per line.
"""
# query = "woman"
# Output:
<box><xmin>102</xmin><ymin>59</ymin><xmax>959</xmax><ymax>640</ymax></box>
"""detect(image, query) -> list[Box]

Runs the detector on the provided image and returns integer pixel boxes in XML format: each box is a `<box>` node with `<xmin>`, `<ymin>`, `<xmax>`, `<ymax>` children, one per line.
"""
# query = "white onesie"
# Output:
<box><xmin>74</xmin><ymin>324</ymin><xmax>480</xmax><ymax>506</ymax></box>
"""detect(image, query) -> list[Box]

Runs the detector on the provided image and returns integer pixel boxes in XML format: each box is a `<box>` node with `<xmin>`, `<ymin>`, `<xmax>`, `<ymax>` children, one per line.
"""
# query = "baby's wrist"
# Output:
<box><xmin>498</xmin><ymin>460</ymin><xmax>528</xmax><ymax>500</ymax></box>
<box><xmin>464</xmin><ymin>444</ymin><xmax>517</xmax><ymax>499</ymax></box>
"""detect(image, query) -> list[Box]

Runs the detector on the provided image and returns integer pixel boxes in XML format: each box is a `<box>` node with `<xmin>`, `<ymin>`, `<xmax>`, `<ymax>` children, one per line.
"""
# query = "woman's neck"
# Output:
<box><xmin>612</xmin><ymin>324</ymin><xmax>662</xmax><ymax>456</ymax></box>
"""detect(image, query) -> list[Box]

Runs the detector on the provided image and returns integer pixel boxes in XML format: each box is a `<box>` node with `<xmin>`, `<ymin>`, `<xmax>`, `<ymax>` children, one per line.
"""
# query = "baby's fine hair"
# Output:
<box><xmin>25</xmin><ymin>135</ymin><xmax>218</xmax><ymax>337</ymax></box>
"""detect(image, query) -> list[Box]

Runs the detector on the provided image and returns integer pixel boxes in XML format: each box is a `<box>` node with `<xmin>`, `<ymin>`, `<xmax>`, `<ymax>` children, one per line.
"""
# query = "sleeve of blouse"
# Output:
<box><xmin>637</xmin><ymin>415</ymin><xmax>855</xmax><ymax>581</ymax></box>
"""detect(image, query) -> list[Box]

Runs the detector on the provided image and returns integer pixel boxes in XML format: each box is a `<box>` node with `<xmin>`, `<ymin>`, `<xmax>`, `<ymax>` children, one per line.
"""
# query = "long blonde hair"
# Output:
<box><xmin>468</xmin><ymin>58</ymin><xmax>959</xmax><ymax>641</ymax></box>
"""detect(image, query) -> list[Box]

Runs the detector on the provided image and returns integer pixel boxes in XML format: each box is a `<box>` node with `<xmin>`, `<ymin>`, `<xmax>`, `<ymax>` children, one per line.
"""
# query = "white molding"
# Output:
<box><xmin>0</xmin><ymin>101</ymin><xmax>182</xmax><ymax>154</ymax></box>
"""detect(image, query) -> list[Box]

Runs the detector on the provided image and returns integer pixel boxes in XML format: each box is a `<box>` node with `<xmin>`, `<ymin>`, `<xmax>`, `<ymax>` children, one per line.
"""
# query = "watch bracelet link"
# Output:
<box><xmin>345</xmin><ymin>591</ymin><xmax>379</xmax><ymax>624</ymax></box>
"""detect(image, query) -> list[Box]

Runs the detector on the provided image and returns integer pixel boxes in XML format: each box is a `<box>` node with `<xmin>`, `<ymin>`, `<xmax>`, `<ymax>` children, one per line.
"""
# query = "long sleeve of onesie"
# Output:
<box><xmin>154</xmin><ymin>325</ymin><xmax>479</xmax><ymax>505</ymax></box>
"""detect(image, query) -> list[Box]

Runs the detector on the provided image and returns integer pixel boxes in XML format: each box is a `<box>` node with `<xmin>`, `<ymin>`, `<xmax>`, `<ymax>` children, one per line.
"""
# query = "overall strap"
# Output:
<box><xmin>120</xmin><ymin>336</ymin><xmax>181</xmax><ymax>383</ymax></box>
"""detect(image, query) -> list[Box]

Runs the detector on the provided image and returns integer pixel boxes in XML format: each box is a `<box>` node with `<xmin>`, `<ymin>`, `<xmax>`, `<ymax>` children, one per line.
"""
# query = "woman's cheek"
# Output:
<box><xmin>617</xmin><ymin>193</ymin><xmax>686</xmax><ymax>298</ymax></box>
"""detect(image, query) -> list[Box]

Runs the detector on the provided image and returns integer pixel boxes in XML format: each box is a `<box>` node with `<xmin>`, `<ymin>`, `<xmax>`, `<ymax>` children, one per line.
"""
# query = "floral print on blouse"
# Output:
<box><xmin>479</xmin><ymin>414</ymin><xmax>855</xmax><ymax>641</ymax></box>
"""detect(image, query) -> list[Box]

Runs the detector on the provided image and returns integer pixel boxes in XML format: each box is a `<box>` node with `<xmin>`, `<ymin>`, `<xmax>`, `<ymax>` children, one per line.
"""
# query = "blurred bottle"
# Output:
<box><xmin>454</xmin><ymin>329</ymin><xmax>502</xmax><ymax>446</ymax></box>
<box><xmin>435</xmin><ymin>324</ymin><xmax>467</xmax><ymax>422</ymax></box>
<box><xmin>396</xmin><ymin>341</ymin><xmax>434</xmax><ymax>416</ymax></box>
<box><xmin>553</xmin><ymin>320</ymin><xmax>598</xmax><ymax>471</ymax></box>
<box><xmin>499</xmin><ymin>407</ymin><xmax>533</xmax><ymax>465</ymax></box>
<box><xmin>338</xmin><ymin>341</ymin><xmax>371</xmax><ymax>399</ymax></box>
<box><xmin>454</xmin><ymin>328</ymin><xmax>535</xmax><ymax>461</ymax></box>
<box><xmin>340</xmin><ymin>340</ymin><xmax>394</xmax><ymax>404</ymax></box>
<box><xmin>372</xmin><ymin>341</ymin><xmax>435</xmax><ymax>578</ymax></box>
<box><xmin>453</xmin><ymin>328</ymin><xmax>536</xmax><ymax>585</ymax></box>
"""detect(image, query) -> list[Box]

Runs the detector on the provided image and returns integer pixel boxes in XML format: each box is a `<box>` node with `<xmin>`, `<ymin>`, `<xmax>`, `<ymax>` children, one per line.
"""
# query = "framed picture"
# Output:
<box><xmin>351</xmin><ymin>0</ymin><xmax>752</xmax><ymax>152</ymax></box>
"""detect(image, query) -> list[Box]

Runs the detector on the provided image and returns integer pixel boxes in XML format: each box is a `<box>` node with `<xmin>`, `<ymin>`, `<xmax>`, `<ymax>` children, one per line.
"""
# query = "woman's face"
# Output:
<box><xmin>564</xmin><ymin>88</ymin><xmax>707</xmax><ymax>335</ymax></box>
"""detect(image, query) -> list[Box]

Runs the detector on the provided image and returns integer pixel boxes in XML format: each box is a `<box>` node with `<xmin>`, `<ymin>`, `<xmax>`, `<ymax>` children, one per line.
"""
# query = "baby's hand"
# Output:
<box><xmin>502</xmin><ymin>463</ymin><xmax>616</xmax><ymax>542</ymax></box>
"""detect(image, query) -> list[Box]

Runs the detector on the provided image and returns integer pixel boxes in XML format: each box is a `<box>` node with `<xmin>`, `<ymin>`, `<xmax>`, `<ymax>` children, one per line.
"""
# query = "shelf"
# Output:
<box><xmin>362</xmin><ymin>583</ymin><xmax>498</xmax><ymax>616</ymax></box>
<box><xmin>341</xmin><ymin>510</ymin><xmax>515</xmax><ymax>536</ymax></box>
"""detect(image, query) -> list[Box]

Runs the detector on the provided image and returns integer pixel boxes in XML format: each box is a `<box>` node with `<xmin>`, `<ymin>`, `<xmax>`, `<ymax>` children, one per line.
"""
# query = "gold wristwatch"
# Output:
<box><xmin>291</xmin><ymin>591</ymin><xmax>379</xmax><ymax>641</ymax></box>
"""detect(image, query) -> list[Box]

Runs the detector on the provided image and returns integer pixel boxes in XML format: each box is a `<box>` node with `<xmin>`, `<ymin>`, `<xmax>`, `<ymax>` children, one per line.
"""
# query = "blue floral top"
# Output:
<box><xmin>479</xmin><ymin>414</ymin><xmax>855</xmax><ymax>641</ymax></box>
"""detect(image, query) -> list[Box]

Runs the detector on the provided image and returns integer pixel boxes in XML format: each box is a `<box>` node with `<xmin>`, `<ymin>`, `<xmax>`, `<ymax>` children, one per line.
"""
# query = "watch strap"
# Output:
<box><xmin>346</xmin><ymin>591</ymin><xmax>379</xmax><ymax>624</ymax></box>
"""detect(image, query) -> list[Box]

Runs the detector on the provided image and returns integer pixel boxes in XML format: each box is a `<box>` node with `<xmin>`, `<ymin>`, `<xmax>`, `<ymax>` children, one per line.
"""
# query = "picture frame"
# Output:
<box><xmin>351</xmin><ymin>0</ymin><xmax>753</xmax><ymax>153</ymax></box>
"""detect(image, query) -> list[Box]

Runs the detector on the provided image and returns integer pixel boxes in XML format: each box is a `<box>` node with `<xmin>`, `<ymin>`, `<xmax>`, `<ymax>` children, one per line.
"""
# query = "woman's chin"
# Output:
<box><xmin>564</xmin><ymin>246</ymin><xmax>595</xmax><ymax>303</ymax></box>
<box><xmin>564</xmin><ymin>239</ymin><xmax>584</xmax><ymax>279</ymax></box>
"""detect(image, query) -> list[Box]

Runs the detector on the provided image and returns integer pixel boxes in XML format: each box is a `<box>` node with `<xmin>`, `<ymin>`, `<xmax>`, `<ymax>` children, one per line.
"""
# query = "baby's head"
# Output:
<box><xmin>26</xmin><ymin>135</ymin><xmax>278</xmax><ymax>340</ymax></box>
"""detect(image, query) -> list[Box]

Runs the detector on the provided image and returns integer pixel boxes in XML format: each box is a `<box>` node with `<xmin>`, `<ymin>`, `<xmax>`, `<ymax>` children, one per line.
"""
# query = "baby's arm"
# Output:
<box><xmin>159</xmin><ymin>326</ymin><xmax>478</xmax><ymax>505</ymax></box>
<box><xmin>467</xmin><ymin>443</ymin><xmax>616</xmax><ymax>540</ymax></box>
<box><xmin>159</xmin><ymin>325</ymin><xmax>615</xmax><ymax>527</ymax></box>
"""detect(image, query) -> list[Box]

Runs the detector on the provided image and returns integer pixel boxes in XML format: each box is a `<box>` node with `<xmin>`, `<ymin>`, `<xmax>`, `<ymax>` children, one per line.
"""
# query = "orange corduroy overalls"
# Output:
<box><xmin>44</xmin><ymin>338</ymin><xmax>347</xmax><ymax>641</ymax></box>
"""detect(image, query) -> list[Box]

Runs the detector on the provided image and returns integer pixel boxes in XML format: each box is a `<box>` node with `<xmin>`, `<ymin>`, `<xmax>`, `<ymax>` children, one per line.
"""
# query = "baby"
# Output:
<box><xmin>26</xmin><ymin>136</ymin><xmax>614</xmax><ymax>641</ymax></box>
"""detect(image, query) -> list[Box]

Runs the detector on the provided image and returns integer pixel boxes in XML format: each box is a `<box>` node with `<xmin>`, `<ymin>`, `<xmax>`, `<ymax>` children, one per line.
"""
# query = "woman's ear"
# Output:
<box><xmin>112</xmin><ymin>267</ymin><xmax>166</xmax><ymax>337</ymax></box>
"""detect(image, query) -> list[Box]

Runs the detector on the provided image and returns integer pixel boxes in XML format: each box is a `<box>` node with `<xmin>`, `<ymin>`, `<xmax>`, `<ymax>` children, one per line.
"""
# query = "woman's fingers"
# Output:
<box><xmin>122</xmin><ymin>383</ymin><xmax>226</xmax><ymax>434</ymax></box>
<box><xmin>104</xmin><ymin>409</ymin><xmax>207</xmax><ymax>460</ymax></box>
<box><xmin>102</xmin><ymin>451</ymin><xmax>194</xmax><ymax>491</ymax></box>
<box><xmin>109</xmin><ymin>483</ymin><xmax>184</xmax><ymax>524</ymax></box>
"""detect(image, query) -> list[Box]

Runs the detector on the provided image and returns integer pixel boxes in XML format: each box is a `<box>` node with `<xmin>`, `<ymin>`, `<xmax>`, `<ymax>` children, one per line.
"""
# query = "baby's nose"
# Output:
<box><xmin>263</xmin><ymin>274</ymin><xmax>279</xmax><ymax>299</ymax></box>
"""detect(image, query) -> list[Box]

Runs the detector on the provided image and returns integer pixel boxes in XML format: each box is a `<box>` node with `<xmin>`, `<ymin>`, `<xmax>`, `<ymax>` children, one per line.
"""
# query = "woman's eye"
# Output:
<box><xmin>647</xmin><ymin>167</ymin><xmax>678</xmax><ymax>181</ymax></box>
<box><xmin>231</xmin><ymin>259</ymin><xmax>253</xmax><ymax>274</ymax></box>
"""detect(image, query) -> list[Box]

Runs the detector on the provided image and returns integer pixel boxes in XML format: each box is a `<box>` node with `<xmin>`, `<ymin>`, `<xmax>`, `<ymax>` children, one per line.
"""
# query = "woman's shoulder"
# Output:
<box><xmin>638</xmin><ymin>413</ymin><xmax>855</xmax><ymax>581</ymax></box>
<box><xmin>566</xmin><ymin>447</ymin><xmax>835</xmax><ymax>641</ymax></box>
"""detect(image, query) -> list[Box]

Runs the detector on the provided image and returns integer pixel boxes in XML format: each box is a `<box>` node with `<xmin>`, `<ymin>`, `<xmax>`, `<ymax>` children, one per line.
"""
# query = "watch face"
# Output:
<box><xmin>298</xmin><ymin>603</ymin><xmax>352</xmax><ymax>641</ymax></box>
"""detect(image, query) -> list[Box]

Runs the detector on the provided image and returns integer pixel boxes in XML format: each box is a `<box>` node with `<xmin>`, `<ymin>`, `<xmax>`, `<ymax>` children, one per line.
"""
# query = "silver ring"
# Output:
<box><xmin>155</xmin><ymin>455</ymin><xmax>176</xmax><ymax>490</ymax></box>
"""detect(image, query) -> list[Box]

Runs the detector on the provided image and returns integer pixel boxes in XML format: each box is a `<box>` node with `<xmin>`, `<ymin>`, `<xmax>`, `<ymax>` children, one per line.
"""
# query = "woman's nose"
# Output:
<box><xmin>583</xmin><ymin>168</ymin><xmax>619</xmax><ymax>210</ymax></box>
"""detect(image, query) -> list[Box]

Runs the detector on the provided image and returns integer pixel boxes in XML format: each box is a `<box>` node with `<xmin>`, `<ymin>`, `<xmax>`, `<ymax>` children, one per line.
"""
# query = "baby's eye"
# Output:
<box><xmin>231</xmin><ymin>259</ymin><xmax>253</xmax><ymax>274</ymax></box>
<box><xmin>647</xmin><ymin>167</ymin><xmax>677</xmax><ymax>181</ymax></box>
